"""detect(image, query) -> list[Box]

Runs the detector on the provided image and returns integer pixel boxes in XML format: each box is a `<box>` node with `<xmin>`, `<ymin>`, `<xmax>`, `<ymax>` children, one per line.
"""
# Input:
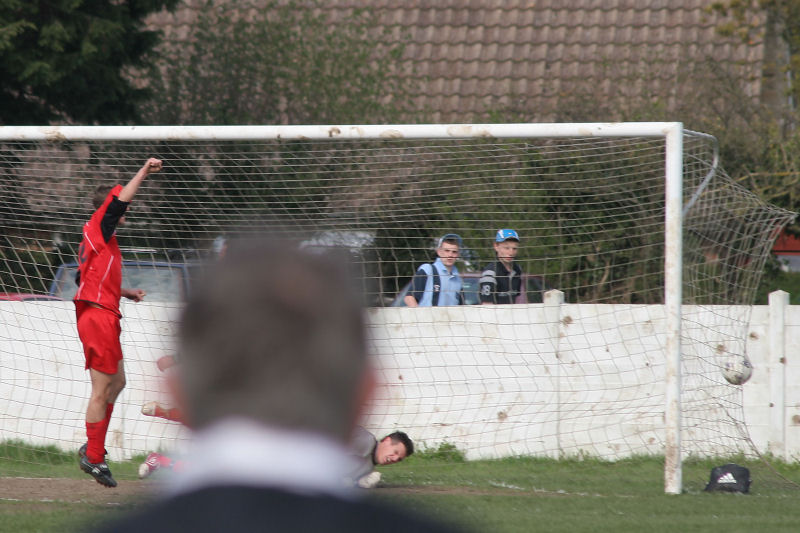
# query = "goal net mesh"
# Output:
<box><xmin>0</xmin><ymin>129</ymin><xmax>793</xmax><ymax>483</ymax></box>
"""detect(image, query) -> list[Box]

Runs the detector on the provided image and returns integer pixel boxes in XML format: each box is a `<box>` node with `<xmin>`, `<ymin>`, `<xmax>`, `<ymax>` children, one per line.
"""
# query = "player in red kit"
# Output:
<box><xmin>75</xmin><ymin>158</ymin><xmax>162</xmax><ymax>487</ymax></box>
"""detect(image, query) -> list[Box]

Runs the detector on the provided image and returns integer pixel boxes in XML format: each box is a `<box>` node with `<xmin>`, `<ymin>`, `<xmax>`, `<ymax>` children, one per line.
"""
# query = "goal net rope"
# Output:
<box><xmin>0</xmin><ymin>124</ymin><xmax>793</xmax><ymax>489</ymax></box>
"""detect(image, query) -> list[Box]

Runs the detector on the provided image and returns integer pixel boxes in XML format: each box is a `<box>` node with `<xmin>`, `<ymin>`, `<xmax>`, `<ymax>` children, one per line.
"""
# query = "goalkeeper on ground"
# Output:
<box><xmin>348</xmin><ymin>426</ymin><xmax>414</xmax><ymax>488</ymax></box>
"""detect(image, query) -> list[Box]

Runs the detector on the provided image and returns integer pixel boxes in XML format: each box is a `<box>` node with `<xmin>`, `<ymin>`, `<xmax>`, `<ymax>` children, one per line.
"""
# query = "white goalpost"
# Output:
<box><xmin>0</xmin><ymin>123</ymin><xmax>793</xmax><ymax>494</ymax></box>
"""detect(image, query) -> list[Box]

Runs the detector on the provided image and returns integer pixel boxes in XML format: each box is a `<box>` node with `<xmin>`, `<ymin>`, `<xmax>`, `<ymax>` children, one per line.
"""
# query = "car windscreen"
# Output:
<box><xmin>52</xmin><ymin>263</ymin><xmax>186</xmax><ymax>301</ymax></box>
<box><xmin>462</xmin><ymin>278</ymin><xmax>480</xmax><ymax>305</ymax></box>
<box><xmin>123</xmin><ymin>264</ymin><xmax>185</xmax><ymax>301</ymax></box>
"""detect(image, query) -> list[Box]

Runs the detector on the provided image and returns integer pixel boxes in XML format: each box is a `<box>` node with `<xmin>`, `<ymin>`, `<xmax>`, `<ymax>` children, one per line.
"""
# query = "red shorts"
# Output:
<box><xmin>75</xmin><ymin>302</ymin><xmax>122</xmax><ymax>374</ymax></box>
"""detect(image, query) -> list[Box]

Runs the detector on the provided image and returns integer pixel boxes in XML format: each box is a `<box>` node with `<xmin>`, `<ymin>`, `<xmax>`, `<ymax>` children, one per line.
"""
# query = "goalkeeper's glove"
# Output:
<box><xmin>357</xmin><ymin>471</ymin><xmax>382</xmax><ymax>489</ymax></box>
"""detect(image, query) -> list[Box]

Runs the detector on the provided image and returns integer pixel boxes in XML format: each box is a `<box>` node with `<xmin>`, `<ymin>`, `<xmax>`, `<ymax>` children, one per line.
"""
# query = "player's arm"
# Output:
<box><xmin>121</xmin><ymin>288</ymin><xmax>146</xmax><ymax>302</ymax></box>
<box><xmin>118</xmin><ymin>158</ymin><xmax>162</xmax><ymax>203</ymax></box>
<box><xmin>99</xmin><ymin>197</ymin><xmax>128</xmax><ymax>242</ymax></box>
<box><xmin>403</xmin><ymin>294</ymin><xmax>418</xmax><ymax>307</ymax></box>
<box><xmin>98</xmin><ymin>158</ymin><xmax>163</xmax><ymax>242</ymax></box>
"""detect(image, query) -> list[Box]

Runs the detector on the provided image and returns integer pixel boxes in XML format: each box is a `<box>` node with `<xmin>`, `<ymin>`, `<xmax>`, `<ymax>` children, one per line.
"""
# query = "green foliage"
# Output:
<box><xmin>122</xmin><ymin>2</ymin><xmax>418</xmax><ymax>303</ymax></box>
<box><xmin>0</xmin><ymin>0</ymin><xmax>179</xmax><ymax>124</ymax></box>
<box><xmin>726</xmin><ymin>126</ymin><xmax>800</xmax><ymax>235</ymax></box>
<box><xmin>710</xmin><ymin>1</ymin><xmax>800</xmax><ymax>112</ymax></box>
<box><xmin>141</xmin><ymin>0</ymin><xmax>412</xmax><ymax>125</ymax></box>
<box><xmin>0</xmin><ymin>238</ymin><xmax>59</xmax><ymax>294</ymax></box>
<box><xmin>521</xmin><ymin>144</ymin><xmax>667</xmax><ymax>304</ymax></box>
<box><xmin>706</xmin><ymin>1</ymin><xmax>800</xmax><ymax>230</ymax></box>
<box><xmin>489</xmin><ymin>18</ymin><xmax>798</xmax><ymax>302</ymax></box>
<box><xmin>0</xmin><ymin>439</ymin><xmax>72</xmax><ymax>464</ymax></box>
<box><xmin>754</xmin><ymin>255</ymin><xmax>800</xmax><ymax>303</ymax></box>
<box><xmin>412</xmin><ymin>441</ymin><xmax>467</xmax><ymax>463</ymax></box>
<box><xmin>0</xmin><ymin>439</ymin><xmax>93</xmax><ymax>480</ymax></box>
<box><xmin>0</xmin><ymin>440</ymin><xmax>144</xmax><ymax>480</ymax></box>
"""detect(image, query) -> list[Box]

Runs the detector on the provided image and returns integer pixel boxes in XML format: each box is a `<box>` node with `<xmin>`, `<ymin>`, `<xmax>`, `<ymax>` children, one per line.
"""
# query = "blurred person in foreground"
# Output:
<box><xmin>95</xmin><ymin>237</ymin><xmax>460</xmax><ymax>533</ymax></box>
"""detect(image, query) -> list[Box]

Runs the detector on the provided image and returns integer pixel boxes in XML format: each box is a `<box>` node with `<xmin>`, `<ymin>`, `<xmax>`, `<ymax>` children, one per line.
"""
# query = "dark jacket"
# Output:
<box><xmin>479</xmin><ymin>260</ymin><xmax>522</xmax><ymax>304</ymax></box>
<box><xmin>94</xmin><ymin>485</ymin><xmax>461</xmax><ymax>533</ymax></box>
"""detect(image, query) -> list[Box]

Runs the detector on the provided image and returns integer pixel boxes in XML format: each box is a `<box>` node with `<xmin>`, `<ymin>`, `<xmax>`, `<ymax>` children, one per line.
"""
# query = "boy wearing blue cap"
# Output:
<box><xmin>404</xmin><ymin>234</ymin><xmax>464</xmax><ymax>307</ymax></box>
<box><xmin>479</xmin><ymin>229</ymin><xmax>522</xmax><ymax>305</ymax></box>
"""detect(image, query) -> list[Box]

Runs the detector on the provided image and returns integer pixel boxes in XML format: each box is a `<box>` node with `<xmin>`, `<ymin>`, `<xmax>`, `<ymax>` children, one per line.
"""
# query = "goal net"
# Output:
<box><xmin>0</xmin><ymin>123</ymin><xmax>793</xmax><ymax>492</ymax></box>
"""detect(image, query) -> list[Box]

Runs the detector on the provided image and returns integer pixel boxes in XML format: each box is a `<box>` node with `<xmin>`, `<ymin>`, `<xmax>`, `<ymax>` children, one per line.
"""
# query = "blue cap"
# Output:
<box><xmin>437</xmin><ymin>233</ymin><xmax>463</xmax><ymax>248</ymax></box>
<box><xmin>495</xmin><ymin>229</ymin><xmax>519</xmax><ymax>243</ymax></box>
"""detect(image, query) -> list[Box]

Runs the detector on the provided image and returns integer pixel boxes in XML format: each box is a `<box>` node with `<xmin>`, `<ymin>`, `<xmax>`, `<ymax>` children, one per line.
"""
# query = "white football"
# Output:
<box><xmin>722</xmin><ymin>356</ymin><xmax>753</xmax><ymax>385</ymax></box>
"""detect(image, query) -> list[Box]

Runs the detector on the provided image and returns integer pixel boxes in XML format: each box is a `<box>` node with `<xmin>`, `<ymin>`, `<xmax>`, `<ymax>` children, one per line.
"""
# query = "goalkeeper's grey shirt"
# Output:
<box><xmin>348</xmin><ymin>426</ymin><xmax>378</xmax><ymax>482</ymax></box>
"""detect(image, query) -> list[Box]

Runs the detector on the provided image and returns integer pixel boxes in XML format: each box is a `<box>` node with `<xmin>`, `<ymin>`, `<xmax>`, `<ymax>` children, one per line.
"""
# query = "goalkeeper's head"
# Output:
<box><xmin>176</xmin><ymin>235</ymin><xmax>370</xmax><ymax>443</ymax></box>
<box><xmin>375</xmin><ymin>431</ymin><xmax>414</xmax><ymax>465</ymax></box>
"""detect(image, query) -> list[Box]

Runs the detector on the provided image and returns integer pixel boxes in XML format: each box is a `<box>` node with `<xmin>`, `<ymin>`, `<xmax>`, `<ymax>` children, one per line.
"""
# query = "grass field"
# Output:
<box><xmin>1</xmin><ymin>443</ymin><xmax>800</xmax><ymax>533</ymax></box>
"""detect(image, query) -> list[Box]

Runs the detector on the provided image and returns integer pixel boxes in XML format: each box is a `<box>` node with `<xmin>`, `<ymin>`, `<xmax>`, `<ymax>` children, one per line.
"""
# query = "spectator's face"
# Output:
<box><xmin>494</xmin><ymin>240</ymin><xmax>518</xmax><ymax>266</ymax></box>
<box><xmin>437</xmin><ymin>242</ymin><xmax>460</xmax><ymax>268</ymax></box>
<box><xmin>374</xmin><ymin>437</ymin><xmax>408</xmax><ymax>465</ymax></box>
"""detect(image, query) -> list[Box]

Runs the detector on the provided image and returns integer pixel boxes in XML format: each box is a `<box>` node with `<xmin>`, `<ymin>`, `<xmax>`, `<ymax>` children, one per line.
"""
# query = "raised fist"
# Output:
<box><xmin>145</xmin><ymin>158</ymin><xmax>163</xmax><ymax>173</ymax></box>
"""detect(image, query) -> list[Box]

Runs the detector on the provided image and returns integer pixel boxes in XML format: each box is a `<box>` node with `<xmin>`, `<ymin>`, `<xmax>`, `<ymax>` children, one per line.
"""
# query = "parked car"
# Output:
<box><xmin>49</xmin><ymin>261</ymin><xmax>198</xmax><ymax>302</ymax></box>
<box><xmin>390</xmin><ymin>272</ymin><xmax>553</xmax><ymax>306</ymax></box>
<box><xmin>300</xmin><ymin>230</ymin><xmax>386</xmax><ymax>307</ymax></box>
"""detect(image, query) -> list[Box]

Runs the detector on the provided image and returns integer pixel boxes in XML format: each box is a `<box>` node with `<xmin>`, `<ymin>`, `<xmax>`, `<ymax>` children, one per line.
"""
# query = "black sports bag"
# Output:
<box><xmin>704</xmin><ymin>463</ymin><xmax>751</xmax><ymax>493</ymax></box>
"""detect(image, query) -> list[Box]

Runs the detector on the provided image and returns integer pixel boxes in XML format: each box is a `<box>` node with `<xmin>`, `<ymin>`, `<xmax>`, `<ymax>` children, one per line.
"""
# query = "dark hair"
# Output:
<box><xmin>92</xmin><ymin>185</ymin><xmax>113</xmax><ymax>209</ymax></box>
<box><xmin>436</xmin><ymin>233</ymin><xmax>462</xmax><ymax>249</ymax></box>
<box><xmin>386</xmin><ymin>431</ymin><xmax>414</xmax><ymax>456</ymax></box>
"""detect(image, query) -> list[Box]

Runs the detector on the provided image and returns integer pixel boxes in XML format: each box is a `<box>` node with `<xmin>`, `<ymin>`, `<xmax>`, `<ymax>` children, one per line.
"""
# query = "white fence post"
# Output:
<box><xmin>663</xmin><ymin>123</ymin><xmax>684</xmax><ymax>495</ymax></box>
<box><xmin>768</xmin><ymin>290</ymin><xmax>789</xmax><ymax>460</ymax></box>
<box><xmin>544</xmin><ymin>289</ymin><xmax>565</xmax><ymax>457</ymax></box>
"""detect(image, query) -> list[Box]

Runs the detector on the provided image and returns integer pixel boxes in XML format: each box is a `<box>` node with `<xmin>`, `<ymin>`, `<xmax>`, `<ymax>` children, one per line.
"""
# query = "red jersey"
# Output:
<box><xmin>74</xmin><ymin>185</ymin><xmax>128</xmax><ymax>316</ymax></box>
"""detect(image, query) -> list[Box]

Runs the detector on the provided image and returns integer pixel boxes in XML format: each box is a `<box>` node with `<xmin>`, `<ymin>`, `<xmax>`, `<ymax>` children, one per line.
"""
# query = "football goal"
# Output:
<box><xmin>0</xmin><ymin>123</ymin><xmax>793</xmax><ymax>493</ymax></box>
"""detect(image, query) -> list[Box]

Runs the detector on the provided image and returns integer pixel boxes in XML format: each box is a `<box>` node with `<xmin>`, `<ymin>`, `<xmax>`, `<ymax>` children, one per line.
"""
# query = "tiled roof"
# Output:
<box><xmin>147</xmin><ymin>0</ymin><xmax>767</xmax><ymax>122</ymax></box>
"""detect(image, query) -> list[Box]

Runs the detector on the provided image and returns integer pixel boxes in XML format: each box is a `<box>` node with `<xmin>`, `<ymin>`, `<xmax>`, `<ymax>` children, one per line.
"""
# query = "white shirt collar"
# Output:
<box><xmin>166</xmin><ymin>418</ymin><xmax>361</xmax><ymax>499</ymax></box>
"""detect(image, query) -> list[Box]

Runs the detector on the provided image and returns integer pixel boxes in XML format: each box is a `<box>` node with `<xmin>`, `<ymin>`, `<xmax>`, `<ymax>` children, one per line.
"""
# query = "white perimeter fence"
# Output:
<box><xmin>1</xmin><ymin>290</ymin><xmax>799</xmax><ymax>462</ymax></box>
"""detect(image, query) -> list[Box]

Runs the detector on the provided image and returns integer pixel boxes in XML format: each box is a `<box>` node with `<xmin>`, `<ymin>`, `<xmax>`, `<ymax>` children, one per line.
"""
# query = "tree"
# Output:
<box><xmin>711</xmin><ymin>1</ymin><xmax>800</xmax><ymax>113</ymax></box>
<box><xmin>0</xmin><ymin>0</ymin><xmax>179</xmax><ymax>125</ymax></box>
<box><xmin>130</xmin><ymin>1</ymin><xmax>416</xmax><ymax>302</ymax></box>
<box><xmin>140</xmin><ymin>0</ymin><xmax>412</xmax><ymax>125</ymax></box>
<box><xmin>707</xmin><ymin>1</ymin><xmax>800</xmax><ymax>231</ymax></box>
